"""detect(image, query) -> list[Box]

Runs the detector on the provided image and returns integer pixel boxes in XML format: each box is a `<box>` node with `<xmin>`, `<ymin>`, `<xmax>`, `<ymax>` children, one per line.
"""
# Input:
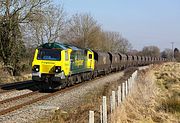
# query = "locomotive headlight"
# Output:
<box><xmin>55</xmin><ymin>66</ymin><xmax>61</xmax><ymax>73</ymax></box>
<box><xmin>33</xmin><ymin>65</ymin><xmax>40</xmax><ymax>72</ymax></box>
<box><xmin>35</xmin><ymin>68</ymin><xmax>39</xmax><ymax>72</ymax></box>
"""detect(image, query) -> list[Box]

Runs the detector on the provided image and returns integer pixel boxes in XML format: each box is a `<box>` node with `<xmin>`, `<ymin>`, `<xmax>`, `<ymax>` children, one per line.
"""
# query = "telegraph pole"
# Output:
<box><xmin>171</xmin><ymin>42</ymin><xmax>174</xmax><ymax>60</ymax></box>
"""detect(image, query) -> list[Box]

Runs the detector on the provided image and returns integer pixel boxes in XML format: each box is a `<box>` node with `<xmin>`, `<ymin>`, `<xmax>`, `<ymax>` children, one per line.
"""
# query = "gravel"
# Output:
<box><xmin>0</xmin><ymin>90</ymin><xmax>33</xmax><ymax>101</ymax></box>
<box><xmin>0</xmin><ymin>92</ymin><xmax>48</xmax><ymax>111</ymax></box>
<box><xmin>0</xmin><ymin>71</ymin><xmax>124</xmax><ymax>123</ymax></box>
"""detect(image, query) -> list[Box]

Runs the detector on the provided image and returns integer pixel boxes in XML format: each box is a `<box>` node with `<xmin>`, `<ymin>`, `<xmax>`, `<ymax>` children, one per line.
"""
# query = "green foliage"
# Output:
<box><xmin>0</xmin><ymin>0</ymin><xmax>50</xmax><ymax>76</ymax></box>
<box><xmin>0</xmin><ymin>14</ymin><xmax>25</xmax><ymax>75</ymax></box>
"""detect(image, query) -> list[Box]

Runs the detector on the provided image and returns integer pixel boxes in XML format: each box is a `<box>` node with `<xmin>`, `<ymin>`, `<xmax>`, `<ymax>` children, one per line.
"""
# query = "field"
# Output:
<box><xmin>111</xmin><ymin>62</ymin><xmax>180</xmax><ymax>123</ymax></box>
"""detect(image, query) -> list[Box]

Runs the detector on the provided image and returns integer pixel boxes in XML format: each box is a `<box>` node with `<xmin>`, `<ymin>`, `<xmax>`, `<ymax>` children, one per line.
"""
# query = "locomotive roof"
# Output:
<box><xmin>39</xmin><ymin>42</ymin><xmax>68</xmax><ymax>50</ymax></box>
<box><xmin>39</xmin><ymin>42</ymin><xmax>85</xmax><ymax>51</ymax></box>
<box><xmin>62</xmin><ymin>43</ymin><xmax>83</xmax><ymax>51</ymax></box>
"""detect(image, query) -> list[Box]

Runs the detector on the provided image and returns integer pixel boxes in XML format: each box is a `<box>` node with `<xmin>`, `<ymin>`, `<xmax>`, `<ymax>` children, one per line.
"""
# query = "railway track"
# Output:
<box><xmin>0</xmin><ymin>91</ymin><xmax>38</xmax><ymax>104</ymax></box>
<box><xmin>0</xmin><ymin>79</ymin><xmax>92</xmax><ymax>116</ymax></box>
<box><xmin>0</xmin><ymin>80</ymin><xmax>34</xmax><ymax>88</ymax></box>
<box><xmin>0</xmin><ymin>91</ymin><xmax>44</xmax><ymax>116</ymax></box>
<box><xmin>0</xmin><ymin>81</ymin><xmax>37</xmax><ymax>94</ymax></box>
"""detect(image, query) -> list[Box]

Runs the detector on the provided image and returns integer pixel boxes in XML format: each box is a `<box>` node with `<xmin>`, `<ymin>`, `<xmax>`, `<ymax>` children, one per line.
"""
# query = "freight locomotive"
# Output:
<box><xmin>32</xmin><ymin>42</ymin><xmax>165</xmax><ymax>89</ymax></box>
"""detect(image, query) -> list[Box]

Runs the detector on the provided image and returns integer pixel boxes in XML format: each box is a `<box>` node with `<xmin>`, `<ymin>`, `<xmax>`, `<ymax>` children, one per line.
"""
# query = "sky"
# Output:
<box><xmin>53</xmin><ymin>0</ymin><xmax>180</xmax><ymax>51</ymax></box>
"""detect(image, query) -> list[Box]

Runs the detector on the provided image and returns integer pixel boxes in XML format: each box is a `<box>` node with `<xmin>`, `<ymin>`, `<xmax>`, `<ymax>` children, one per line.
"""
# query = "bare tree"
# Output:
<box><xmin>161</xmin><ymin>48</ymin><xmax>173</xmax><ymax>59</ymax></box>
<box><xmin>99</xmin><ymin>31</ymin><xmax>132</xmax><ymax>53</ymax></box>
<box><xmin>24</xmin><ymin>4</ymin><xmax>66</xmax><ymax>47</ymax></box>
<box><xmin>141</xmin><ymin>46</ymin><xmax>160</xmax><ymax>57</ymax></box>
<box><xmin>62</xmin><ymin>13</ymin><xmax>101</xmax><ymax>48</ymax></box>
<box><xmin>0</xmin><ymin>0</ymin><xmax>50</xmax><ymax>75</ymax></box>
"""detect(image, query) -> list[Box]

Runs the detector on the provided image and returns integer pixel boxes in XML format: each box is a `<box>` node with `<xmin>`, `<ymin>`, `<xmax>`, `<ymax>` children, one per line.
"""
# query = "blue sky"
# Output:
<box><xmin>54</xmin><ymin>0</ymin><xmax>180</xmax><ymax>51</ymax></box>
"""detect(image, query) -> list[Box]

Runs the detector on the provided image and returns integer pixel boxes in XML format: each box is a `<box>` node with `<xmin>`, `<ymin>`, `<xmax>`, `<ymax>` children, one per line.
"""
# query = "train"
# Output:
<box><xmin>32</xmin><ymin>42</ymin><xmax>166</xmax><ymax>89</ymax></box>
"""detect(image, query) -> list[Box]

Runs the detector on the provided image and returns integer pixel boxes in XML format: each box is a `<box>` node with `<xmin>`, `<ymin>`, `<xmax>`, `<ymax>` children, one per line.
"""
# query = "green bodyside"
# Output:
<box><xmin>70</xmin><ymin>50</ymin><xmax>92</xmax><ymax>74</ymax></box>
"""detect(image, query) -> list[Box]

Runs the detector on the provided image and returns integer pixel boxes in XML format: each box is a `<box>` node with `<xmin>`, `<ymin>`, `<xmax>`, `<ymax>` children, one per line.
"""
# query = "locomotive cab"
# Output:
<box><xmin>32</xmin><ymin>42</ymin><xmax>71</xmax><ymax>84</ymax></box>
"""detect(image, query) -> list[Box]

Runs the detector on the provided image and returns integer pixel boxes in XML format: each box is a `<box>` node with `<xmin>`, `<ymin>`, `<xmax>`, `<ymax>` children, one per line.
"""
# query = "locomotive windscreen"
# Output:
<box><xmin>37</xmin><ymin>49</ymin><xmax>61</xmax><ymax>61</ymax></box>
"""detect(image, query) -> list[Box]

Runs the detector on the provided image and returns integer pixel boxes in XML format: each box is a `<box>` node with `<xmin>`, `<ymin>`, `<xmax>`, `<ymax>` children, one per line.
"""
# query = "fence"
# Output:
<box><xmin>89</xmin><ymin>70</ymin><xmax>138</xmax><ymax>123</ymax></box>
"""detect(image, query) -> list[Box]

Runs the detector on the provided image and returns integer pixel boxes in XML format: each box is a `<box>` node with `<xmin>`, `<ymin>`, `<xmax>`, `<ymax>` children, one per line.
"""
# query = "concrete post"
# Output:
<box><xmin>102</xmin><ymin>96</ymin><xmax>107</xmax><ymax>123</ymax></box>
<box><xmin>89</xmin><ymin>111</ymin><xmax>94</xmax><ymax>123</ymax></box>
<box><xmin>122</xmin><ymin>83</ymin><xmax>125</xmax><ymax>101</ymax></box>
<box><xmin>125</xmin><ymin>81</ymin><xmax>128</xmax><ymax>96</ymax></box>
<box><xmin>117</xmin><ymin>86</ymin><xmax>121</xmax><ymax>105</ymax></box>
<box><xmin>100</xmin><ymin>105</ymin><xmax>102</xmax><ymax>123</ymax></box>
<box><xmin>112</xmin><ymin>91</ymin><xmax>116</xmax><ymax>111</ymax></box>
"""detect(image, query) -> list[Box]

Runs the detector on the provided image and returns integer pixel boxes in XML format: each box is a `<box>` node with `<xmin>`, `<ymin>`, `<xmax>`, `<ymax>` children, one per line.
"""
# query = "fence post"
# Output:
<box><xmin>100</xmin><ymin>105</ymin><xmax>103</xmax><ymax>123</ymax></box>
<box><xmin>122</xmin><ymin>83</ymin><xmax>125</xmax><ymax>101</ymax></box>
<box><xmin>89</xmin><ymin>111</ymin><xmax>94</xmax><ymax>123</ymax></box>
<box><xmin>117</xmin><ymin>86</ymin><xmax>121</xmax><ymax>105</ymax></box>
<box><xmin>127</xmin><ymin>79</ymin><xmax>129</xmax><ymax>93</ymax></box>
<box><xmin>102</xmin><ymin>96</ymin><xmax>107</xmax><ymax>123</ymax></box>
<box><xmin>129</xmin><ymin>77</ymin><xmax>132</xmax><ymax>92</ymax></box>
<box><xmin>132</xmin><ymin>73</ymin><xmax>135</xmax><ymax>85</ymax></box>
<box><xmin>125</xmin><ymin>81</ymin><xmax>128</xmax><ymax>96</ymax></box>
<box><xmin>112</xmin><ymin>91</ymin><xmax>116</xmax><ymax>111</ymax></box>
<box><xmin>135</xmin><ymin>70</ymin><xmax>137</xmax><ymax>79</ymax></box>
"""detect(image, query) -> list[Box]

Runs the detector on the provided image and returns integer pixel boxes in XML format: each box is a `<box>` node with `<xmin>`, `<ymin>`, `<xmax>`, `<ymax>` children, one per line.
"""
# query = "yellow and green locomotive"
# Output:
<box><xmin>32</xmin><ymin>42</ymin><xmax>166</xmax><ymax>90</ymax></box>
<box><xmin>32</xmin><ymin>42</ymin><xmax>94</xmax><ymax>89</ymax></box>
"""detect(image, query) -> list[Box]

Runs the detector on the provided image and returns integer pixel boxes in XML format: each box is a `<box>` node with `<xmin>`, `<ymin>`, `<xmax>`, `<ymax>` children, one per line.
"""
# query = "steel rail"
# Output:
<box><xmin>0</xmin><ymin>91</ymin><xmax>39</xmax><ymax>104</ymax></box>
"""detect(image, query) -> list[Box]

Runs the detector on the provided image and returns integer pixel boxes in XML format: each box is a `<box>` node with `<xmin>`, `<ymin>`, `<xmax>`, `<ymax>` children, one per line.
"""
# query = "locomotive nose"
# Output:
<box><xmin>40</xmin><ymin>64</ymin><xmax>55</xmax><ymax>74</ymax></box>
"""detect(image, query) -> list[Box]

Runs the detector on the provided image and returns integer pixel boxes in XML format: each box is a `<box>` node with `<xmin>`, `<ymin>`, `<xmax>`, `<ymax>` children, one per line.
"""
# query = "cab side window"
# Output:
<box><xmin>89</xmin><ymin>54</ymin><xmax>92</xmax><ymax>59</ymax></box>
<box><xmin>65</xmin><ymin>51</ymin><xmax>69</xmax><ymax>61</ymax></box>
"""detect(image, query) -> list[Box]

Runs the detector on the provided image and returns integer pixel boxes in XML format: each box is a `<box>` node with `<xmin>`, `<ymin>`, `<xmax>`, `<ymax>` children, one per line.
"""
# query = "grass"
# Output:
<box><xmin>110</xmin><ymin>62</ymin><xmax>180</xmax><ymax>123</ymax></box>
<box><xmin>154</xmin><ymin>63</ymin><xmax>180</xmax><ymax>121</ymax></box>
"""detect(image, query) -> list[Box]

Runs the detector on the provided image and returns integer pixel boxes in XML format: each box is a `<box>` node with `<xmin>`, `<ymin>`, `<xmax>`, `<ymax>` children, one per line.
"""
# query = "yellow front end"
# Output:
<box><xmin>86</xmin><ymin>50</ymin><xmax>95</xmax><ymax>70</ymax></box>
<box><xmin>32</xmin><ymin>48</ymin><xmax>71</xmax><ymax>82</ymax></box>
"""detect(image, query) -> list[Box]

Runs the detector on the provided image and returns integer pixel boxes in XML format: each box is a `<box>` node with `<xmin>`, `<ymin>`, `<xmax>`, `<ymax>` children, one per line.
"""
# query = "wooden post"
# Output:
<box><xmin>112</xmin><ymin>91</ymin><xmax>116</xmax><ymax>111</ymax></box>
<box><xmin>102</xmin><ymin>96</ymin><xmax>107</xmax><ymax>123</ymax></box>
<box><xmin>117</xmin><ymin>86</ymin><xmax>121</xmax><ymax>105</ymax></box>
<box><xmin>122</xmin><ymin>83</ymin><xmax>125</xmax><ymax>101</ymax></box>
<box><xmin>89</xmin><ymin>111</ymin><xmax>94</xmax><ymax>123</ymax></box>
